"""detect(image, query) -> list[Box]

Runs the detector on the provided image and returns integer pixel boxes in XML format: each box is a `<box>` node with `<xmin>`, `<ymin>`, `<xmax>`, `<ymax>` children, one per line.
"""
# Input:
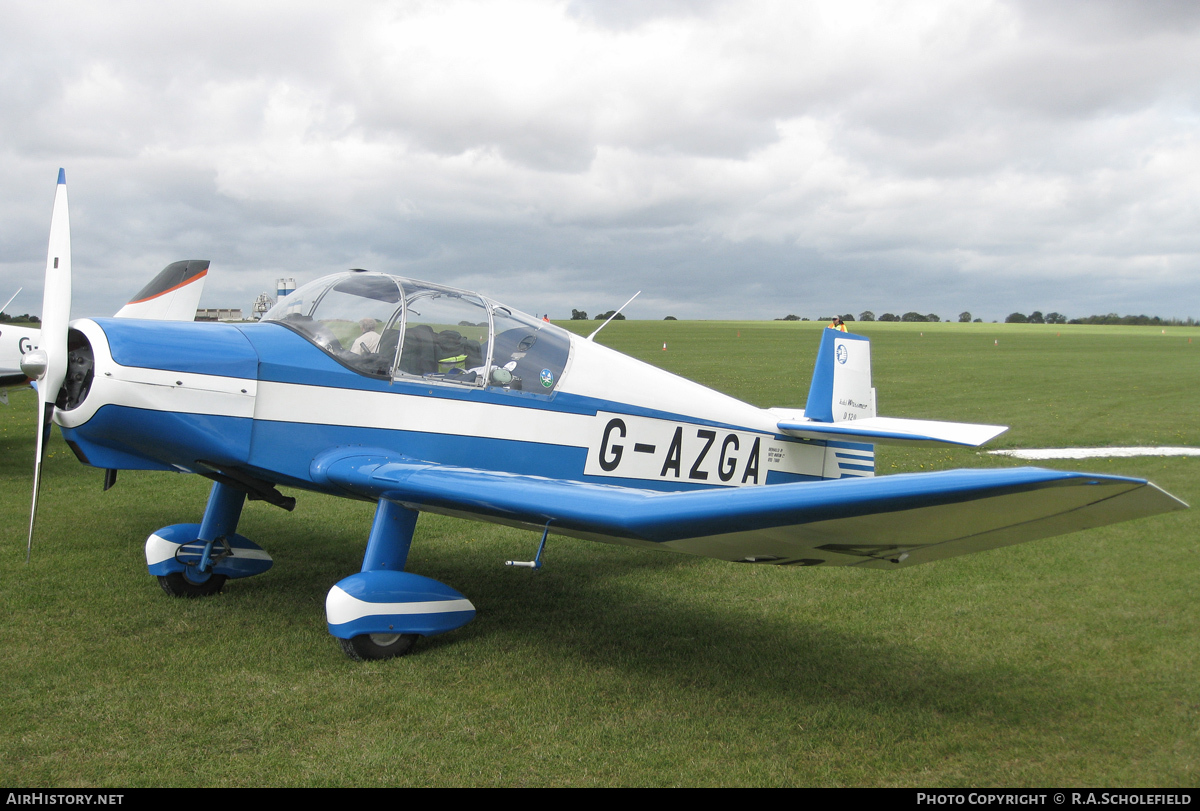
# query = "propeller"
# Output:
<box><xmin>22</xmin><ymin>169</ymin><xmax>72</xmax><ymax>561</ymax></box>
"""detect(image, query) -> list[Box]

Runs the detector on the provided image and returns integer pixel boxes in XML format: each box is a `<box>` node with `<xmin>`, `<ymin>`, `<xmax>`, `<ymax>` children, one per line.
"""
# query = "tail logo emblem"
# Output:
<box><xmin>836</xmin><ymin>345</ymin><xmax>848</xmax><ymax>364</ymax></box>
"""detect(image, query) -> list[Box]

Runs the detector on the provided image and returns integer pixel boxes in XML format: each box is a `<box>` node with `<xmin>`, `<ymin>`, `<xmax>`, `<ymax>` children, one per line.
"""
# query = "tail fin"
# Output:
<box><xmin>776</xmin><ymin>329</ymin><xmax>1006</xmax><ymax>448</ymax></box>
<box><xmin>114</xmin><ymin>260</ymin><xmax>208</xmax><ymax>320</ymax></box>
<box><xmin>804</xmin><ymin>329</ymin><xmax>875</xmax><ymax>423</ymax></box>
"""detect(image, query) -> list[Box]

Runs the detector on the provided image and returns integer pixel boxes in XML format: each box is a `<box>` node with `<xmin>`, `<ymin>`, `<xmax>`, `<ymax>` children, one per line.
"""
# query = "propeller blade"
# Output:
<box><xmin>27</xmin><ymin>168</ymin><xmax>72</xmax><ymax>561</ymax></box>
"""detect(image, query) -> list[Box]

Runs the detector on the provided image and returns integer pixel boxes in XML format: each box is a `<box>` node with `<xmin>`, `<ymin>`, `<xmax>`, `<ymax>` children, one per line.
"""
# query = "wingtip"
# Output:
<box><xmin>57</xmin><ymin>168</ymin><xmax>66</xmax><ymax>185</ymax></box>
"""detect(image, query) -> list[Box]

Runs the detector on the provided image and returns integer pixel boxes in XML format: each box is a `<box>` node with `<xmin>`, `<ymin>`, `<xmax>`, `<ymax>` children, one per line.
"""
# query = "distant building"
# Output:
<box><xmin>195</xmin><ymin>308</ymin><xmax>245</xmax><ymax>322</ymax></box>
<box><xmin>252</xmin><ymin>292</ymin><xmax>275</xmax><ymax>320</ymax></box>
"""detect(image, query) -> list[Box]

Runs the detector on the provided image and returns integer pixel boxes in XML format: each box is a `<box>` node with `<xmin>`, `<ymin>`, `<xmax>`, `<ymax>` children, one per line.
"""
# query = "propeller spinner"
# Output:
<box><xmin>24</xmin><ymin>168</ymin><xmax>72</xmax><ymax>561</ymax></box>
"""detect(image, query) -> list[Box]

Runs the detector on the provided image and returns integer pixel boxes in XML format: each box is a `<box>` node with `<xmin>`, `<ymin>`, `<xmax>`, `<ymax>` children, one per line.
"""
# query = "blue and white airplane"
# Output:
<box><xmin>24</xmin><ymin>171</ymin><xmax>1187</xmax><ymax>661</ymax></box>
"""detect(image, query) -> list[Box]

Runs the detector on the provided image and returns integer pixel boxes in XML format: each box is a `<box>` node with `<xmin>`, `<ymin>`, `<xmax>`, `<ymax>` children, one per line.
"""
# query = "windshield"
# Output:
<box><xmin>262</xmin><ymin>271</ymin><xmax>572</xmax><ymax>393</ymax></box>
<box><xmin>263</xmin><ymin>272</ymin><xmax>403</xmax><ymax>377</ymax></box>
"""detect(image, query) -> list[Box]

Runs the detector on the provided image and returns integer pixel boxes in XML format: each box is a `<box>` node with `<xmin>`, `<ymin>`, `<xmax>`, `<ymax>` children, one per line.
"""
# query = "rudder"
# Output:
<box><xmin>804</xmin><ymin>329</ymin><xmax>875</xmax><ymax>423</ymax></box>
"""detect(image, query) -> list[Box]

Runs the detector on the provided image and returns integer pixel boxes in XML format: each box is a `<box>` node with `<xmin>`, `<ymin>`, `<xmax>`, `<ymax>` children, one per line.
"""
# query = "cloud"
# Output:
<box><xmin>1</xmin><ymin>0</ymin><xmax>1197</xmax><ymax>322</ymax></box>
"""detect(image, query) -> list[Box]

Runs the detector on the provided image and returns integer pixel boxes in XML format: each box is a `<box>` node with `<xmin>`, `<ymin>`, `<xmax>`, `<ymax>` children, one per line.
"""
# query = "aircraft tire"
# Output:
<box><xmin>157</xmin><ymin>571</ymin><xmax>227</xmax><ymax>598</ymax></box>
<box><xmin>339</xmin><ymin>633</ymin><xmax>419</xmax><ymax>661</ymax></box>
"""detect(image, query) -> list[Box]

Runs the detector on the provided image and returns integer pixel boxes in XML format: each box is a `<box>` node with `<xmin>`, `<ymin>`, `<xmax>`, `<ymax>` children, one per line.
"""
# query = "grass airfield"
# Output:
<box><xmin>1</xmin><ymin>319</ymin><xmax>1196</xmax><ymax>787</ymax></box>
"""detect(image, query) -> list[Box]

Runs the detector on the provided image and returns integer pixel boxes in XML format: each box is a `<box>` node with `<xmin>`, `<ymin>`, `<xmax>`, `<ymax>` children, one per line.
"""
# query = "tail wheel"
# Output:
<box><xmin>157</xmin><ymin>570</ymin><xmax>227</xmax><ymax>598</ymax></box>
<box><xmin>339</xmin><ymin>633</ymin><xmax>419</xmax><ymax>661</ymax></box>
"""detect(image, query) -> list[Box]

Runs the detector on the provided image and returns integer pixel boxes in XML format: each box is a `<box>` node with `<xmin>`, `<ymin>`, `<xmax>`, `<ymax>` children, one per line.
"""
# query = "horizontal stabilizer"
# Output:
<box><xmin>310</xmin><ymin>448</ymin><xmax>1185</xmax><ymax>569</ymax></box>
<box><xmin>774</xmin><ymin>413</ymin><xmax>1008</xmax><ymax>447</ymax></box>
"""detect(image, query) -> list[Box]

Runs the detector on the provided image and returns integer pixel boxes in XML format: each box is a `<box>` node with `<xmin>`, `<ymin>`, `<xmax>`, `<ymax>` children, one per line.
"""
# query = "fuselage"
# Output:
<box><xmin>56</xmin><ymin>274</ymin><xmax>874</xmax><ymax>495</ymax></box>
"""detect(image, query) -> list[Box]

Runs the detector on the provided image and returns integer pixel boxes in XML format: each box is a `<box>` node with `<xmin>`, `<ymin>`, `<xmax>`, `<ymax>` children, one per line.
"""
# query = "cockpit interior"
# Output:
<box><xmin>262</xmin><ymin>271</ymin><xmax>571</xmax><ymax>394</ymax></box>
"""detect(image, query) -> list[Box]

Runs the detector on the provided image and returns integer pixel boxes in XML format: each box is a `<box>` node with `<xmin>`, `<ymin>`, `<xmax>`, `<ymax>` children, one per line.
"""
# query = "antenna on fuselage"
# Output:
<box><xmin>586</xmin><ymin>291</ymin><xmax>640</xmax><ymax>341</ymax></box>
<box><xmin>1</xmin><ymin>287</ymin><xmax>21</xmax><ymax>315</ymax></box>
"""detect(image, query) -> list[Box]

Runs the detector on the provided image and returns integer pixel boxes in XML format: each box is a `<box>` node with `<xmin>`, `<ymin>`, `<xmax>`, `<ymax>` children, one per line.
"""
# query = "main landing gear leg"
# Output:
<box><xmin>145</xmin><ymin>481</ymin><xmax>273</xmax><ymax>596</ymax></box>
<box><xmin>325</xmin><ymin>500</ymin><xmax>476</xmax><ymax>661</ymax></box>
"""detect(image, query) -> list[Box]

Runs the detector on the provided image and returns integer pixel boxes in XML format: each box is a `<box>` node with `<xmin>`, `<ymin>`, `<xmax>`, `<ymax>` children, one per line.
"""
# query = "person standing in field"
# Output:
<box><xmin>828</xmin><ymin>316</ymin><xmax>847</xmax><ymax>332</ymax></box>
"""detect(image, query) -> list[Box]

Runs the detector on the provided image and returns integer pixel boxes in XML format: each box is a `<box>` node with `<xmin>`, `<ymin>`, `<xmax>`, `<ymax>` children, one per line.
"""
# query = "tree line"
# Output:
<box><xmin>773</xmin><ymin>310</ymin><xmax>1198</xmax><ymax>326</ymax></box>
<box><xmin>1009</xmin><ymin>312</ymin><xmax>1198</xmax><ymax>326</ymax></box>
<box><xmin>776</xmin><ymin>311</ymin><xmax>959</xmax><ymax>323</ymax></box>
<box><xmin>572</xmin><ymin>309</ymin><xmax>627</xmax><ymax>321</ymax></box>
<box><xmin>569</xmin><ymin>307</ymin><xmax>1196</xmax><ymax>325</ymax></box>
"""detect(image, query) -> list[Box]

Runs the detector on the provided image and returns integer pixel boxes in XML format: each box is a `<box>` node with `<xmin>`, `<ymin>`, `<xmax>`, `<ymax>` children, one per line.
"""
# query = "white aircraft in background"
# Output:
<box><xmin>0</xmin><ymin>288</ymin><xmax>38</xmax><ymax>403</ymax></box>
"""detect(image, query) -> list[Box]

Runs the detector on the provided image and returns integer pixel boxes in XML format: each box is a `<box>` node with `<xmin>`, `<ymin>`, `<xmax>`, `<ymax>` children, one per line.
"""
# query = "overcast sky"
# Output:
<box><xmin>2</xmin><ymin>0</ymin><xmax>1198</xmax><ymax>322</ymax></box>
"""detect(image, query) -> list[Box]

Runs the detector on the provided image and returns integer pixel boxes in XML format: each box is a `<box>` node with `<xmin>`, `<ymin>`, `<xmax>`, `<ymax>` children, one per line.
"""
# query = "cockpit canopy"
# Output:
<box><xmin>261</xmin><ymin>271</ymin><xmax>571</xmax><ymax>393</ymax></box>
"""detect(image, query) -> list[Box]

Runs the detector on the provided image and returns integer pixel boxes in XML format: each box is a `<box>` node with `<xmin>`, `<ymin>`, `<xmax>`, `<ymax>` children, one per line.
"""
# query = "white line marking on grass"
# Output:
<box><xmin>990</xmin><ymin>447</ymin><xmax>1200</xmax><ymax>460</ymax></box>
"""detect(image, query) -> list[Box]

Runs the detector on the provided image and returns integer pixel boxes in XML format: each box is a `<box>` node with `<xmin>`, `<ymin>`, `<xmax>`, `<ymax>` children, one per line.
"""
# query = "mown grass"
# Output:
<box><xmin>1</xmin><ymin>321</ymin><xmax>1196</xmax><ymax>786</ymax></box>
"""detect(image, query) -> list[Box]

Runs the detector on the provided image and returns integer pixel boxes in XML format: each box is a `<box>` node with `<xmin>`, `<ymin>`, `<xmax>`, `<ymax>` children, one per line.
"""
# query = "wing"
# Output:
<box><xmin>311</xmin><ymin>449</ymin><xmax>1187</xmax><ymax>569</ymax></box>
